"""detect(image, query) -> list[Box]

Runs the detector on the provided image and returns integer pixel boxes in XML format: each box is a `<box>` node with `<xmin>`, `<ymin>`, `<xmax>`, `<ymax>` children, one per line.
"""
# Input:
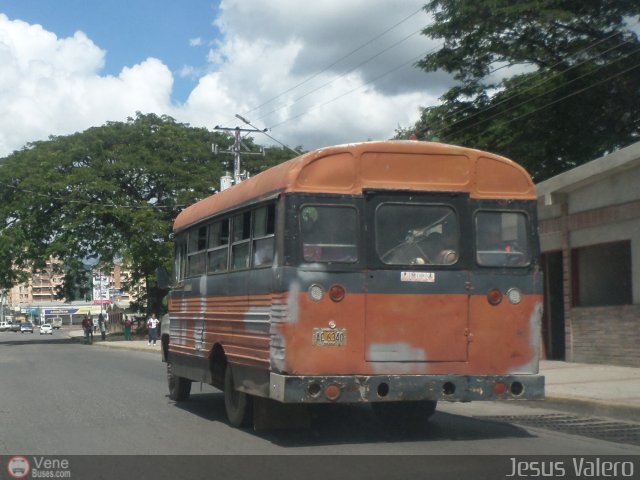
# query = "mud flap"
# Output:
<box><xmin>252</xmin><ymin>397</ymin><xmax>311</xmax><ymax>430</ymax></box>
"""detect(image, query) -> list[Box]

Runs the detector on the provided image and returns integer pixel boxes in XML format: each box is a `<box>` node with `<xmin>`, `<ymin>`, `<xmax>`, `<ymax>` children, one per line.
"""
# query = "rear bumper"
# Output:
<box><xmin>269</xmin><ymin>372</ymin><xmax>544</xmax><ymax>403</ymax></box>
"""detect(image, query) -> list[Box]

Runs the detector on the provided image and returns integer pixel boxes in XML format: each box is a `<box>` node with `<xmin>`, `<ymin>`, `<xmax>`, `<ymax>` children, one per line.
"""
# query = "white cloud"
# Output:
<box><xmin>0</xmin><ymin>14</ymin><xmax>173</xmax><ymax>156</ymax></box>
<box><xmin>182</xmin><ymin>0</ymin><xmax>441</xmax><ymax>149</ymax></box>
<box><xmin>0</xmin><ymin>2</ymin><xmax>445</xmax><ymax>156</ymax></box>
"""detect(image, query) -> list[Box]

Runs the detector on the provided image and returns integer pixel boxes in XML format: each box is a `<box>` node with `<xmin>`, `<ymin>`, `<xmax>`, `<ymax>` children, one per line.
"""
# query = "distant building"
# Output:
<box><xmin>9</xmin><ymin>257</ymin><xmax>62</xmax><ymax>305</ymax></box>
<box><xmin>537</xmin><ymin>141</ymin><xmax>640</xmax><ymax>367</ymax></box>
<box><xmin>8</xmin><ymin>259</ymin><xmax>138</xmax><ymax>318</ymax></box>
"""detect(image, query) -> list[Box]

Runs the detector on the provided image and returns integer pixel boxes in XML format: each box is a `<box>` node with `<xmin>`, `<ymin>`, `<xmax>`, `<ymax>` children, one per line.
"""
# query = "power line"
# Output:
<box><xmin>235</xmin><ymin>6</ymin><xmax>425</xmax><ymax>121</ymax></box>
<box><xmin>0</xmin><ymin>182</ymin><xmax>186</xmax><ymax>211</ymax></box>
<box><xmin>255</xmin><ymin>28</ymin><xmax>424</xmax><ymax>123</ymax></box>
<box><xmin>472</xmin><ymin>60</ymin><xmax>640</xmax><ymax>138</ymax></box>
<box><xmin>431</xmin><ymin>19</ymin><xmax>640</xmax><ymax>129</ymax></box>
<box><xmin>265</xmin><ymin>19</ymin><xmax>639</xmax><ymax>139</ymax></box>
<box><xmin>449</xmin><ymin>47</ymin><xmax>640</xmax><ymax>138</ymax></box>
<box><xmin>234</xmin><ymin>114</ymin><xmax>301</xmax><ymax>156</ymax></box>
<box><xmin>268</xmin><ymin>44</ymin><xmax>441</xmax><ymax>130</ymax></box>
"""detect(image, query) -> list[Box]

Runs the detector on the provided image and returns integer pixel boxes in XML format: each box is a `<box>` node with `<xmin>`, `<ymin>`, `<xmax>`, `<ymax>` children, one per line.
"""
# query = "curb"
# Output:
<box><xmin>68</xmin><ymin>332</ymin><xmax>159</xmax><ymax>354</ymax></box>
<box><xmin>90</xmin><ymin>341</ymin><xmax>161</xmax><ymax>354</ymax></box>
<box><xmin>530</xmin><ymin>397</ymin><xmax>640</xmax><ymax>423</ymax></box>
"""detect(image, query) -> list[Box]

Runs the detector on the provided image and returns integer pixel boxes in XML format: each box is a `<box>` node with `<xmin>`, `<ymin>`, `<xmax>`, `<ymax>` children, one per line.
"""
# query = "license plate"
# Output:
<box><xmin>312</xmin><ymin>328</ymin><xmax>347</xmax><ymax>347</ymax></box>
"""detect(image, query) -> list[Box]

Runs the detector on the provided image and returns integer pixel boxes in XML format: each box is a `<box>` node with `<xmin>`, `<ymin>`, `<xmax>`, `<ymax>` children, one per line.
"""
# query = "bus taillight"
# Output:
<box><xmin>329</xmin><ymin>284</ymin><xmax>346</xmax><ymax>302</ymax></box>
<box><xmin>324</xmin><ymin>384</ymin><xmax>341</xmax><ymax>401</ymax></box>
<box><xmin>487</xmin><ymin>288</ymin><xmax>503</xmax><ymax>305</ymax></box>
<box><xmin>494</xmin><ymin>382</ymin><xmax>507</xmax><ymax>395</ymax></box>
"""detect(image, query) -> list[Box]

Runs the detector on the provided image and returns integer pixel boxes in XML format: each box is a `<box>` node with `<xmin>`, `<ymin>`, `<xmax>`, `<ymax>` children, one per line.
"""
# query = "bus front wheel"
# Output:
<box><xmin>224</xmin><ymin>364</ymin><xmax>253</xmax><ymax>428</ymax></box>
<box><xmin>167</xmin><ymin>363</ymin><xmax>191</xmax><ymax>401</ymax></box>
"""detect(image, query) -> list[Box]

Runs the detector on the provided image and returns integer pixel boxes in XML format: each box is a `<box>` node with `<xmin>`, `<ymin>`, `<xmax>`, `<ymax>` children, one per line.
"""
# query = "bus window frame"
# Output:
<box><xmin>363</xmin><ymin>191</ymin><xmax>471</xmax><ymax>271</ymax></box>
<box><xmin>180</xmin><ymin>199</ymin><xmax>279</xmax><ymax>277</ymax></box>
<box><xmin>230</xmin><ymin>210</ymin><xmax>252</xmax><ymax>271</ymax></box>
<box><xmin>252</xmin><ymin>203</ymin><xmax>276</xmax><ymax>268</ymax></box>
<box><xmin>207</xmin><ymin>218</ymin><xmax>230</xmax><ymax>274</ymax></box>
<box><xmin>474</xmin><ymin>208</ymin><xmax>532</xmax><ymax>268</ymax></box>
<box><xmin>174</xmin><ymin>235</ymin><xmax>187</xmax><ymax>285</ymax></box>
<box><xmin>186</xmin><ymin>225</ymin><xmax>208</xmax><ymax>277</ymax></box>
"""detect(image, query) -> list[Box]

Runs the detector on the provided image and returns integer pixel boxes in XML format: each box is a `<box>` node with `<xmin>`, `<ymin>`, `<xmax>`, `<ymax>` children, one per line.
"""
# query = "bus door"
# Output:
<box><xmin>364</xmin><ymin>193</ymin><xmax>470</xmax><ymax>363</ymax></box>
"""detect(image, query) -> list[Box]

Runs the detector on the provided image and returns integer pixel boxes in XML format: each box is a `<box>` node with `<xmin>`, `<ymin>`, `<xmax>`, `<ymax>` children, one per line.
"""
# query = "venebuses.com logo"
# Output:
<box><xmin>6</xmin><ymin>456</ymin><xmax>30</xmax><ymax>479</ymax></box>
<box><xmin>6</xmin><ymin>455</ymin><xmax>72</xmax><ymax>478</ymax></box>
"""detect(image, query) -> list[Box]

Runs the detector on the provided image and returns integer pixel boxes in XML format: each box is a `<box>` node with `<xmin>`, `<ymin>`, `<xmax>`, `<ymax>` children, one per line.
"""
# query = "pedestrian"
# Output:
<box><xmin>81</xmin><ymin>315</ymin><xmax>93</xmax><ymax>344</ymax></box>
<box><xmin>147</xmin><ymin>313</ymin><xmax>159</xmax><ymax>346</ymax></box>
<box><xmin>123</xmin><ymin>315</ymin><xmax>133</xmax><ymax>340</ymax></box>
<box><xmin>100</xmin><ymin>319</ymin><xmax>106</xmax><ymax>341</ymax></box>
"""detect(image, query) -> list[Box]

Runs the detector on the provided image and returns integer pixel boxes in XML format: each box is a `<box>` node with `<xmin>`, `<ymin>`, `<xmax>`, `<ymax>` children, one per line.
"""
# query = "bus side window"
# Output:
<box><xmin>231</xmin><ymin>211</ymin><xmax>251</xmax><ymax>270</ymax></box>
<box><xmin>174</xmin><ymin>236</ymin><xmax>187</xmax><ymax>283</ymax></box>
<box><xmin>253</xmin><ymin>204</ymin><xmax>275</xmax><ymax>267</ymax></box>
<box><xmin>208</xmin><ymin>219</ymin><xmax>230</xmax><ymax>273</ymax></box>
<box><xmin>187</xmin><ymin>226</ymin><xmax>207</xmax><ymax>276</ymax></box>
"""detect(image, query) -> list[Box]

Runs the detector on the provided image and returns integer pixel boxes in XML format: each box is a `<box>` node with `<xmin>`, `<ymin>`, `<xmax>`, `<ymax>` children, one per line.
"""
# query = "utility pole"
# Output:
<box><xmin>0</xmin><ymin>289</ymin><xmax>5</xmax><ymax>323</ymax></box>
<box><xmin>213</xmin><ymin>115</ymin><xmax>266</xmax><ymax>189</ymax></box>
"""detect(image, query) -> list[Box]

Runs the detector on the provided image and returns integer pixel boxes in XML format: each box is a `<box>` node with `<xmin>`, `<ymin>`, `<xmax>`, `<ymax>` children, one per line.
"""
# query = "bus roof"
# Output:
<box><xmin>174</xmin><ymin>140</ymin><xmax>535</xmax><ymax>232</ymax></box>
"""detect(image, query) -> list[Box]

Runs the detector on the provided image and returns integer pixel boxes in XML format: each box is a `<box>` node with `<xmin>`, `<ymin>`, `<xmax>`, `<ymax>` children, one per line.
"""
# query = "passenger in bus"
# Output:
<box><xmin>254</xmin><ymin>242</ymin><xmax>273</xmax><ymax>267</ymax></box>
<box><xmin>421</xmin><ymin>229</ymin><xmax>457</xmax><ymax>265</ymax></box>
<box><xmin>438</xmin><ymin>224</ymin><xmax>458</xmax><ymax>264</ymax></box>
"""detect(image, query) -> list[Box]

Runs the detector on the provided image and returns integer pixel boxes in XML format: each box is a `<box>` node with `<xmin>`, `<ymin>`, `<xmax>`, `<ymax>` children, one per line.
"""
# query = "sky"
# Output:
<box><xmin>0</xmin><ymin>0</ymin><xmax>449</xmax><ymax>157</ymax></box>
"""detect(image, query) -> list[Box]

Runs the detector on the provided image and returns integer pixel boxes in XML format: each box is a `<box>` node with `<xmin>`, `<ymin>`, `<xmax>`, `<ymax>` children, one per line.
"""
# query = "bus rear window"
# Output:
<box><xmin>376</xmin><ymin>204</ymin><xmax>459</xmax><ymax>266</ymax></box>
<box><xmin>476</xmin><ymin>211</ymin><xmax>530</xmax><ymax>267</ymax></box>
<box><xmin>300</xmin><ymin>206</ymin><xmax>358</xmax><ymax>263</ymax></box>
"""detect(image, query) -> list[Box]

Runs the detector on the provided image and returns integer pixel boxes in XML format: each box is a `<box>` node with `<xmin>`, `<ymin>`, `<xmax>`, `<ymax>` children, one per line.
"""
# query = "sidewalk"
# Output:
<box><xmin>66</xmin><ymin>329</ymin><xmax>640</xmax><ymax>421</ymax></box>
<box><xmin>67</xmin><ymin>328</ymin><xmax>161</xmax><ymax>353</ymax></box>
<box><xmin>539</xmin><ymin>360</ymin><xmax>640</xmax><ymax>421</ymax></box>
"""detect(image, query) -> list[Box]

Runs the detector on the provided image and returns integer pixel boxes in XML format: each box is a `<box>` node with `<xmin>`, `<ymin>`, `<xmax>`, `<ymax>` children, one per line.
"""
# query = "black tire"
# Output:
<box><xmin>371</xmin><ymin>400</ymin><xmax>437</xmax><ymax>423</ymax></box>
<box><xmin>224</xmin><ymin>364</ymin><xmax>253</xmax><ymax>428</ymax></box>
<box><xmin>167</xmin><ymin>363</ymin><xmax>191</xmax><ymax>401</ymax></box>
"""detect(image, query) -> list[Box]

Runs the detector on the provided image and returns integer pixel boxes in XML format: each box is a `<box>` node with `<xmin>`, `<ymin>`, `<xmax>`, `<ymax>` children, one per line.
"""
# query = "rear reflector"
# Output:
<box><xmin>329</xmin><ymin>284</ymin><xmax>346</xmax><ymax>302</ymax></box>
<box><xmin>324</xmin><ymin>384</ymin><xmax>341</xmax><ymax>401</ymax></box>
<box><xmin>494</xmin><ymin>382</ymin><xmax>507</xmax><ymax>395</ymax></box>
<box><xmin>487</xmin><ymin>288</ymin><xmax>503</xmax><ymax>305</ymax></box>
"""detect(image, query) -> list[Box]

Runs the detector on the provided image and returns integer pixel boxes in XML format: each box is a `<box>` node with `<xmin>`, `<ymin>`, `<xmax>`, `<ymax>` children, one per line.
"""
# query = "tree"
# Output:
<box><xmin>411</xmin><ymin>0</ymin><xmax>640</xmax><ymax>180</ymax></box>
<box><xmin>0</xmin><ymin>113</ymin><xmax>296</xmax><ymax>313</ymax></box>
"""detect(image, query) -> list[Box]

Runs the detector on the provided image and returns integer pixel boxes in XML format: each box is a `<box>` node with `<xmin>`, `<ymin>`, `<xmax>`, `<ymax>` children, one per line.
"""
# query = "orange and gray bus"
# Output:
<box><xmin>161</xmin><ymin>140</ymin><xmax>544</xmax><ymax>428</ymax></box>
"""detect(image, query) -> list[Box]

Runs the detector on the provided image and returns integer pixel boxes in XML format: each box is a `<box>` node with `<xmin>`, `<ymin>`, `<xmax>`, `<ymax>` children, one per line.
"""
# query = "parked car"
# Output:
<box><xmin>52</xmin><ymin>317</ymin><xmax>63</xmax><ymax>329</ymax></box>
<box><xmin>40</xmin><ymin>323</ymin><xmax>53</xmax><ymax>335</ymax></box>
<box><xmin>0</xmin><ymin>321</ymin><xmax>11</xmax><ymax>332</ymax></box>
<box><xmin>10</xmin><ymin>322</ymin><xmax>21</xmax><ymax>332</ymax></box>
<box><xmin>20</xmin><ymin>322</ymin><xmax>34</xmax><ymax>333</ymax></box>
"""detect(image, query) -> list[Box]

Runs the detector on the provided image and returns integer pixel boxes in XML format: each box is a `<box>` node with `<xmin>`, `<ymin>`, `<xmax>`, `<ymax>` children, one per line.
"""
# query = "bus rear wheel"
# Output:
<box><xmin>167</xmin><ymin>363</ymin><xmax>191</xmax><ymax>401</ymax></box>
<box><xmin>371</xmin><ymin>400</ymin><xmax>437</xmax><ymax>424</ymax></box>
<box><xmin>224</xmin><ymin>364</ymin><xmax>253</xmax><ymax>428</ymax></box>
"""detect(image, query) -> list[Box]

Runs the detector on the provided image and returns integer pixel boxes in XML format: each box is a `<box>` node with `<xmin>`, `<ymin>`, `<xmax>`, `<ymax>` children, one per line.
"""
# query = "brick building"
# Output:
<box><xmin>537</xmin><ymin>141</ymin><xmax>640</xmax><ymax>367</ymax></box>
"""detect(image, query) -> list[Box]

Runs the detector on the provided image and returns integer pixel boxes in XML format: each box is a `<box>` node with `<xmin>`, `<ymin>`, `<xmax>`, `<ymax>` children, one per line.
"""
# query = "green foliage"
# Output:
<box><xmin>411</xmin><ymin>0</ymin><xmax>640</xmax><ymax>181</ymax></box>
<box><xmin>0</xmin><ymin>112</ymin><xmax>297</xmax><ymax>310</ymax></box>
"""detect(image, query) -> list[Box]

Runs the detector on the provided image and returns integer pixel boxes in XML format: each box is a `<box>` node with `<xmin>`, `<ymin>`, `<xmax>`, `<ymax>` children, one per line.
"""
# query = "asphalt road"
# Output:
<box><xmin>1</xmin><ymin>330</ymin><xmax>639</xmax><ymax>458</ymax></box>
